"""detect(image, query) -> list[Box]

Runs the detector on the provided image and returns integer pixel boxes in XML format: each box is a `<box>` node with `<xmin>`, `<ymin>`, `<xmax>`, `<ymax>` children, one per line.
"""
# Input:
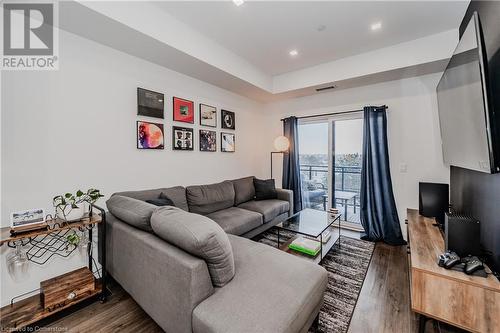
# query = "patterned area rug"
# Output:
<box><xmin>253</xmin><ymin>228</ymin><xmax>375</xmax><ymax>333</ymax></box>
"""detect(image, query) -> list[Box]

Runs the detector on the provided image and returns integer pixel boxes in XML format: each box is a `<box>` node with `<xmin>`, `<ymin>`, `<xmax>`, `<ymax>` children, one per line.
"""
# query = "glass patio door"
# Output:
<box><xmin>298</xmin><ymin>113</ymin><xmax>363</xmax><ymax>228</ymax></box>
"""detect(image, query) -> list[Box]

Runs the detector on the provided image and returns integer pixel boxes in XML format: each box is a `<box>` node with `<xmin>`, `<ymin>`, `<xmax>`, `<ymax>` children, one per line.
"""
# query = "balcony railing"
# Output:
<box><xmin>300</xmin><ymin>164</ymin><xmax>362</xmax><ymax>223</ymax></box>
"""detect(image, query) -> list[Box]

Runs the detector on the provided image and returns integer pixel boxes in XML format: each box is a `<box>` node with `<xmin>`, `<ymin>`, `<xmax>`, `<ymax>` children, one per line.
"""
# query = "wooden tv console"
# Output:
<box><xmin>406</xmin><ymin>209</ymin><xmax>500</xmax><ymax>333</ymax></box>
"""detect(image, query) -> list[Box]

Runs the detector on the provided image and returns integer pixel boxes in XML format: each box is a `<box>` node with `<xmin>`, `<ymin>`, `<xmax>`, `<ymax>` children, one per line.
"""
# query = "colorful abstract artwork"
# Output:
<box><xmin>173</xmin><ymin>97</ymin><xmax>194</xmax><ymax>123</ymax></box>
<box><xmin>200</xmin><ymin>130</ymin><xmax>216</xmax><ymax>152</ymax></box>
<box><xmin>200</xmin><ymin>104</ymin><xmax>217</xmax><ymax>127</ymax></box>
<box><xmin>221</xmin><ymin>132</ymin><xmax>235</xmax><ymax>152</ymax></box>
<box><xmin>137</xmin><ymin>121</ymin><xmax>164</xmax><ymax>149</ymax></box>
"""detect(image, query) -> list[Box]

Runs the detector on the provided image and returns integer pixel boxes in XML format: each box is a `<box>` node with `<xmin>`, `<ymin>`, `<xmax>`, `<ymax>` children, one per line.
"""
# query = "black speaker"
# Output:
<box><xmin>419</xmin><ymin>182</ymin><xmax>449</xmax><ymax>226</ymax></box>
<box><xmin>445</xmin><ymin>213</ymin><xmax>481</xmax><ymax>257</ymax></box>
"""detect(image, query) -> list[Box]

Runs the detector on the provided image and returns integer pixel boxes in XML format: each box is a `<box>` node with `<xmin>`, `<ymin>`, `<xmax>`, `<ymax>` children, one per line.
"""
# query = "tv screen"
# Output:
<box><xmin>437</xmin><ymin>12</ymin><xmax>497</xmax><ymax>173</ymax></box>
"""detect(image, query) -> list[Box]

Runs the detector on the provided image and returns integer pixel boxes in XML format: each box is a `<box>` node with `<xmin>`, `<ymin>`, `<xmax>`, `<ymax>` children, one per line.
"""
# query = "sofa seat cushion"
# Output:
<box><xmin>192</xmin><ymin>235</ymin><xmax>328</xmax><ymax>333</ymax></box>
<box><xmin>206</xmin><ymin>207</ymin><xmax>263</xmax><ymax>236</ymax></box>
<box><xmin>187</xmin><ymin>181</ymin><xmax>235</xmax><ymax>215</ymax></box>
<box><xmin>151</xmin><ymin>206</ymin><xmax>235</xmax><ymax>287</ymax></box>
<box><xmin>237</xmin><ymin>199</ymin><xmax>289</xmax><ymax>223</ymax></box>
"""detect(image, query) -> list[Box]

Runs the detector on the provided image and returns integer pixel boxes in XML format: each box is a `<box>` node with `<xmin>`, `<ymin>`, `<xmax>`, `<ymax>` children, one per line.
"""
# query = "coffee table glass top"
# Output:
<box><xmin>277</xmin><ymin>208</ymin><xmax>340</xmax><ymax>238</ymax></box>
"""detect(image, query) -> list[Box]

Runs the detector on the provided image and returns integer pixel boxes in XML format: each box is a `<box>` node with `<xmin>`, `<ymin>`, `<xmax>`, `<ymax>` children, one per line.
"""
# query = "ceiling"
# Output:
<box><xmin>155</xmin><ymin>1</ymin><xmax>469</xmax><ymax>75</ymax></box>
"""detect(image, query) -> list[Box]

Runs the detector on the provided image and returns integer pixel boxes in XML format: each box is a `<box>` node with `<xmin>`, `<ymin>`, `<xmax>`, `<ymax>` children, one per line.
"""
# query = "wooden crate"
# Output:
<box><xmin>40</xmin><ymin>267</ymin><xmax>95</xmax><ymax>311</ymax></box>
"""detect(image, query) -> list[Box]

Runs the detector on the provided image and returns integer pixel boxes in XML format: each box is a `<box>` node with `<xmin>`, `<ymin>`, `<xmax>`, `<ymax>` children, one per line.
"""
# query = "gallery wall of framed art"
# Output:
<box><xmin>136</xmin><ymin>87</ymin><xmax>236</xmax><ymax>153</ymax></box>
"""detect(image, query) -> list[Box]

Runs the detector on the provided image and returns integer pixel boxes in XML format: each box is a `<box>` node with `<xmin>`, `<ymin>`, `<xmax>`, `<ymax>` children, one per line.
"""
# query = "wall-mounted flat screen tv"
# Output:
<box><xmin>437</xmin><ymin>12</ymin><xmax>498</xmax><ymax>174</ymax></box>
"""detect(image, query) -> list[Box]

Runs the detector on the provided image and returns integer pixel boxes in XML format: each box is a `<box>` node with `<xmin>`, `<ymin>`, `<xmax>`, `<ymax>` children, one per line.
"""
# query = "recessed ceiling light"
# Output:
<box><xmin>289</xmin><ymin>50</ymin><xmax>298</xmax><ymax>57</ymax></box>
<box><xmin>371</xmin><ymin>22</ymin><xmax>382</xmax><ymax>31</ymax></box>
<box><xmin>233</xmin><ymin>0</ymin><xmax>244</xmax><ymax>6</ymax></box>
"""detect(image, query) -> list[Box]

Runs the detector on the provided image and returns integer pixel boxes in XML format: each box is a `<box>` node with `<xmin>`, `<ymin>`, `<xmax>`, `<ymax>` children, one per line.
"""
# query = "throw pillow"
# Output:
<box><xmin>253</xmin><ymin>178</ymin><xmax>278</xmax><ymax>200</ymax></box>
<box><xmin>146</xmin><ymin>193</ymin><xmax>175</xmax><ymax>207</ymax></box>
<box><xmin>151</xmin><ymin>206</ymin><xmax>235</xmax><ymax>287</ymax></box>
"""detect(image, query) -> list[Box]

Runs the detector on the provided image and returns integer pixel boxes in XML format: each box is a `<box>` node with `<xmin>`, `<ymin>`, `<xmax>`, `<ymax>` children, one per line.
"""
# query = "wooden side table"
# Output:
<box><xmin>0</xmin><ymin>205</ymin><xmax>108</xmax><ymax>331</ymax></box>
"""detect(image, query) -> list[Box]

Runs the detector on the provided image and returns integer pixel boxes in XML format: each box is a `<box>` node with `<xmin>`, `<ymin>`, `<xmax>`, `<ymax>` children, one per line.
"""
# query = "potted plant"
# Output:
<box><xmin>53</xmin><ymin>188</ymin><xmax>104</xmax><ymax>221</ymax></box>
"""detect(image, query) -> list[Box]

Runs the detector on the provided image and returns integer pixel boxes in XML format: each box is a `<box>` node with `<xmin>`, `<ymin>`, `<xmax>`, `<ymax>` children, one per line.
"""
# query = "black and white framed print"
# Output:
<box><xmin>173</xmin><ymin>126</ymin><xmax>194</xmax><ymax>151</ymax></box>
<box><xmin>137</xmin><ymin>88</ymin><xmax>164</xmax><ymax>119</ymax></box>
<box><xmin>199</xmin><ymin>130</ymin><xmax>216</xmax><ymax>152</ymax></box>
<box><xmin>199</xmin><ymin>104</ymin><xmax>217</xmax><ymax>127</ymax></box>
<box><xmin>221</xmin><ymin>109</ymin><xmax>235</xmax><ymax>130</ymax></box>
<box><xmin>221</xmin><ymin>132</ymin><xmax>235</xmax><ymax>152</ymax></box>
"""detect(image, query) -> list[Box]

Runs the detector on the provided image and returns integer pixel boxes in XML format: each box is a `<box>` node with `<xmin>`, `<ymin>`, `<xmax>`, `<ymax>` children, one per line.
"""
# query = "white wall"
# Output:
<box><xmin>262</xmin><ymin>73</ymin><xmax>450</xmax><ymax>235</ymax></box>
<box><xmin>0</xmin><ymin>30</ymin><xmax>267</xmax><ymax>306</ymax></box>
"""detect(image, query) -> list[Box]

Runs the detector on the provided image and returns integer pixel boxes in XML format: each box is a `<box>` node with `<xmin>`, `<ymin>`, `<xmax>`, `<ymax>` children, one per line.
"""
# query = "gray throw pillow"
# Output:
<box><xmin>106</xmin><ymin>195</ymin><xmax>157</xmax><ymax>231</ymax></box>
<box><xmin>232</xmin><ymin>176</ymin><xmax>255</xmax><ymax>205</ymax></box>
<box><xmin>151</xmin><ymin>206</ymin><xmax>235</xmax><ymax>287</ymax></box>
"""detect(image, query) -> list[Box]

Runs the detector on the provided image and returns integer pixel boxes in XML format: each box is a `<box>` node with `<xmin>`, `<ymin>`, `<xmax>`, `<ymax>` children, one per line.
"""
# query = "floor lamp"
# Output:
<box><xmin>271</xmin><ymin>136</ymin><xmax>290</xmax><ymax>179</ymax></box>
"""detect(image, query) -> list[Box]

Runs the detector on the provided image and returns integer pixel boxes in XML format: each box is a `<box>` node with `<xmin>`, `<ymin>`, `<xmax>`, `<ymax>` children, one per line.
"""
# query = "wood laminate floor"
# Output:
<box><xmin>44</xmin><ymin>239</ymin><xmax>464</xmax><ymax>333</ymax></box>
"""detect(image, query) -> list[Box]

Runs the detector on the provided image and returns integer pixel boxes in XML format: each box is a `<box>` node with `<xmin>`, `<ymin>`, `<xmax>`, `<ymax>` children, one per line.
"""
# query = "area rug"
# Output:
<box><xmin>253</xmin><ymin>228</ymin><xmax>375</xmax><ymax>333</ymax></box>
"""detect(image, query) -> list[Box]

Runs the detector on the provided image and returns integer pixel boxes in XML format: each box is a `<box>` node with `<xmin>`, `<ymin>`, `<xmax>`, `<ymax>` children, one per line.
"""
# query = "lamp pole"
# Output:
<box><xmin>271</xmin><ymin>136</ymin><xmax>290</xmax><ymax>179</ymax></box>
<box><xmin>270</xmin><ymin>151</ymin><xmax>283</xmax><ymax>179</ymax></box>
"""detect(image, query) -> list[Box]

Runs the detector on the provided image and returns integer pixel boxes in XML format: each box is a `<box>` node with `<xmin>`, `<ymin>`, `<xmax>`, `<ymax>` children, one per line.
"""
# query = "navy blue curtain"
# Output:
<box><xmin>283</xmin><ymin>117</ymin><xmax>302</xmax><ymax>213</ymax></box>
<box><xmin>360</xmin><ymin>106</ymin><xmax>406</xmax><ymax>245</ymax></box>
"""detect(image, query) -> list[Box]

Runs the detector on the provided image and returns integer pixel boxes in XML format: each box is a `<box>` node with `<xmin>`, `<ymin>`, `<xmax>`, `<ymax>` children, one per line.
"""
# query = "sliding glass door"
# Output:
<box><xmin>298</xmin><ymin>113</ymin><xmax>363</xmax><ymax>228</ymax></box>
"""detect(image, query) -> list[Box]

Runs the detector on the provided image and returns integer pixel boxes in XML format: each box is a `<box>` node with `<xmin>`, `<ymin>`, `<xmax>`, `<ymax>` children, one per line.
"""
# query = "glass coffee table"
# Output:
<box><xmin>275</xmin><ymin>208</ymin><xmax>341</xmax><ymax>264</ymax></box>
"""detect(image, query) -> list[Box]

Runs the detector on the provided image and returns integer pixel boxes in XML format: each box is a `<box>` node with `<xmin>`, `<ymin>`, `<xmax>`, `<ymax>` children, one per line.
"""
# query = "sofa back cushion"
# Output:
<box><xmin>151</xmin><ymin>206</ymin><xmax>235</xmax><ymax>287</ymax></box>
<box><xmin>106</xmin><ymin>195</ymin><xmax>157</xmax><ymax>231</ymax></box>
<box><xmin>186</xmin><ymin>181</ymin><xmax>235</xmax><ymax>215</ymax></box>
<box><xmin>231</xmin><ymin>176</ymin><xmax>255</xmax><ymax>205</ymax></box>
<box><xmin>114</xmin><ymin>186</ymin><xmax>189</xmax><ymax>211</ymax></box>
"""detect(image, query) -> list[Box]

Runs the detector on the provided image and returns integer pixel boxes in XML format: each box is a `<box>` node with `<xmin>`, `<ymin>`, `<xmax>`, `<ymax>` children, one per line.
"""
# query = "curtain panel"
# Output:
<box><xmin>282</xmin><ymin>116</ymin><xmax>303</xmax><ymax>213</ymax></box>
<box><xmin>360</xmin><ymin>106</ymin><xmax>406</xmax><ymax>245</ymax></box>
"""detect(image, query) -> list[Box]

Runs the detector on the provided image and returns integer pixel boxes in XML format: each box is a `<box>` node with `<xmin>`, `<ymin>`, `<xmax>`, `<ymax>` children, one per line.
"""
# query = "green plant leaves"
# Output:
<box><xmin>53</xmin><ymin>188</ymin><xmax>104</xmax><ymax>208</ymax></box>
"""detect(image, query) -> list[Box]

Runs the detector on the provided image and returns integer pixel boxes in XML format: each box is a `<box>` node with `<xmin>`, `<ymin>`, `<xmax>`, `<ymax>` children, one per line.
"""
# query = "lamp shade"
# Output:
<box><xmin>273</xmin><ymin>136</ymin><xmax>290</xmax><ymax>152</ymax></box>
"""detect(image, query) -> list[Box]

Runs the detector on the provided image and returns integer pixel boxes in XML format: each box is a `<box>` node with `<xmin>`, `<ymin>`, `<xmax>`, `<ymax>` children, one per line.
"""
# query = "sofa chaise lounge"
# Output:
<box><xmin>105</xmin><ymin>176</ymin><xmax>328</xmax><ymax>333</ymax></box>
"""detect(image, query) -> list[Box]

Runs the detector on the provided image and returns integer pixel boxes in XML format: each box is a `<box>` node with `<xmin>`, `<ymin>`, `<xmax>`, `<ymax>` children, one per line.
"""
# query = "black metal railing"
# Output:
<box><xmin>300</xmin><ymin>164</ymin><xmax>361</xmax><ymax>193</ymax></box>
<box><xmin>300</xmin><ymin>164</ymin><xmax>362</xmax><ymax>221</ymax></box>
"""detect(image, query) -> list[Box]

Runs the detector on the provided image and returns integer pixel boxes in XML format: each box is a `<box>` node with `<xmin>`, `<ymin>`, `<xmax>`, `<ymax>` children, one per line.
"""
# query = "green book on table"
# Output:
<box><xmin>288</xmin><ymin>237</ymin><xmax>321</xmax><ymax>256</ymax></box>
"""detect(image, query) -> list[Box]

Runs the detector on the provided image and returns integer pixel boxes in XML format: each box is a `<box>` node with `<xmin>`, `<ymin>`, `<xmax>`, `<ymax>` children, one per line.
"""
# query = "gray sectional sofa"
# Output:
<box><xmin>105</xmin><ymin>176</ymin><xmax>328</xmax><ymax>333</ymax></box>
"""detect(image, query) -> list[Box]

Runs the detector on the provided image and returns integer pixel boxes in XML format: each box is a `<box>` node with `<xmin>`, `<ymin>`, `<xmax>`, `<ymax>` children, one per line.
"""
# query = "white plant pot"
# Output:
<box><xmin>56</xmin><ymin>205</ymin><xmax>85</xmax><ymax>221</ymax></box>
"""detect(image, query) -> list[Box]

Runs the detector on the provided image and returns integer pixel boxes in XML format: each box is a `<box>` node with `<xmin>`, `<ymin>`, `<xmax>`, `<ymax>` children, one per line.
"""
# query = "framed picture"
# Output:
<box><xmin>221</xmin><ymin>109</ymin><xmax>235</xmax><ymax>130</ymax></box>
<box><xmin>199</xmin><ymin>104</ymin><xmax>217</xmax><ymax>127</ymax></box>
<box><xmin>221</xmin><ymin>132</ymin><xmax>235</xmax><ymax>152</ymax></box>
<box><xmin>137</xmin><ymin>121</ymin><xmax>164</xmax><ymax>149</ymax></box>
<box><xmin>173</xmin><ymin>126</ymin><xmax>194</xmax><ymax>150</ymax></box>
<box><xmin>137</xmin><ymin>88</ymin><xmax>164</xmax><ymax>119</ymax></box>
<box><xmin>199</xmin><ymin>130</ymin><xmax>216</xmax><ymax>152</ymax></box>
<box><xmin>11</xmin><ymin>208</ymin><xmax>45</xmax><ymax>229</ymax></box>
<box><xmin>173</xmin><ymin>97</ymin><xmax>194</xmax><ymax>123</ymax></box>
